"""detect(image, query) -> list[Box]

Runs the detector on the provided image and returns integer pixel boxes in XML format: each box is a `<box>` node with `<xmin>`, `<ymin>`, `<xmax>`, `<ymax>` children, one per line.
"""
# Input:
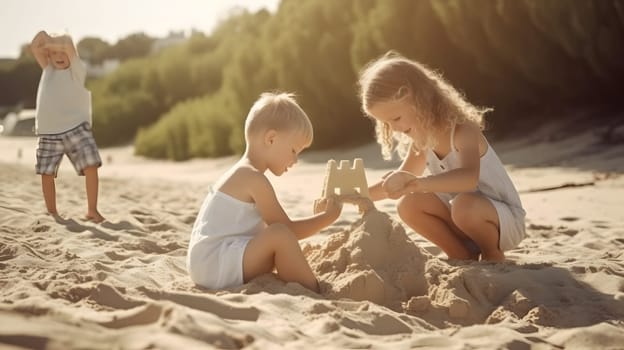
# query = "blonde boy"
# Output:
<box><xmin>187</xmin><ymin>92</ymin><xmax>342</xmax><ymax>292</ymax></box>
<box><xmin>31</xmin><ymin>30</ymin><xmax>104</xmax><ymax>222</ymax></box>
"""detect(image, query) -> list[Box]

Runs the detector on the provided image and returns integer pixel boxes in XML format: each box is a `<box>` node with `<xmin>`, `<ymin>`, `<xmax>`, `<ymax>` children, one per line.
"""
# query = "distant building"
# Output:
<box><xmin>1</xmin><ymin>109</ymin><xmax>36</xmax><ymax>136</ymax></box>
<box><xmin>85</xmin><ymin>58</ymin><xmax>120</xmax><ymax>78</ymax></box>
<box><xmin>151</xmin><ymin>31</ymin><xmax>187</xmax><ymax>53</ymax></box>
<box><xmin>0</xmin><ymin>105</ymin><xmax>13</xmax><ymax>120</ymax></box>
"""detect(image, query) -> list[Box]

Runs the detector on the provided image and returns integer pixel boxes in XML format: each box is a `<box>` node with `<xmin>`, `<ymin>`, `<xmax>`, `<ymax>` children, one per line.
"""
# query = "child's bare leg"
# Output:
<box><xmin>397</xmin><ymin>193</ymin><xmax>478</xmax><ymax>260</ymax></box>
<box><xmin>41</xmin><ymin>174</ymin><xmax>57</xmax><ymax>215</ymax></box>
<box><xmin>243</xmin><ymin>223</ymin><xmax>319</xmax><ymax>292</ymax></box>
<box><xmin>83</xmin><ymin>166</ymin><xmax>104</xmax><ymax>223</ymax></box>
<box><xmin>451</xmin><ymin>193</ymin><xmax>504</xmax><ymax>262</ymax></box>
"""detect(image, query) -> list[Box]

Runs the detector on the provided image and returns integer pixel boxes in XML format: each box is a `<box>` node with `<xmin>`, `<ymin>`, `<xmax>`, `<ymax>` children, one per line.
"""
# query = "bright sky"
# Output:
<box><xmin>0</xmin><ymin>0</ymin><xmax>280</xmax><ymax>58</ymax></box>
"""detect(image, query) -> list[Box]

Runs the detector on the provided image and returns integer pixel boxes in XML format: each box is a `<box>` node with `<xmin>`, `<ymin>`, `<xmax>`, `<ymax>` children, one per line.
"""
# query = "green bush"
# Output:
<box><xmin>86</xmin><ymin>0</ymin><xmax>623</xmax><ymax>158</ymax></box>
<box><xmin>135</xmin><ymin>94</ymin><xmax>238</xmax><ymax>160</ymax></box>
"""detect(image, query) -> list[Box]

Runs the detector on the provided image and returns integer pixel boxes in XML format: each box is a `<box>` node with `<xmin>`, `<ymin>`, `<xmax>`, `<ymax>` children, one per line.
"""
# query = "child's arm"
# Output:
<box><xmin>30</xmin><ymin>31</ymin><xmax>50</xmax><ymax>69</ymax></box>
<box><xmin>370</xmin><ymin>145</ymin><xmax>427</xmax><ymax>200</ymax></box>
<box><xmin>44</xmin><ymin>34</ymin><xmax>78</xmax><ymax>60</ymax></box>
<box><xmin>403</xmin><ymin>124</ymin><xmax>482</xmax><ymax>194</ymax></box>
<box><xmin>250</xmin><ymin>173</ymin><xmax>342</xmax><ymax>240</ymax></box>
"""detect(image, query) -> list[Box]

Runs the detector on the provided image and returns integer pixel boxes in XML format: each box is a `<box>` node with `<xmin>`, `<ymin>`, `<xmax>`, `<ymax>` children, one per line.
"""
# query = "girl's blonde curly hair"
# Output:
<box><xmin>358</xmin><ymin>51</ymin><xmax>491</xmax><ymax>160</ymax></box>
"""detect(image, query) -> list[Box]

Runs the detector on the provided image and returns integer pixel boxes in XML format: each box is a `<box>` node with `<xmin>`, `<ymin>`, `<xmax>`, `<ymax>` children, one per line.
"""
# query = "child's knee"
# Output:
<box><xmin>451</xmin><ymin>193</ymin><xmax>484</xmax><ymax>228</ymax></box>
<box><xmin>396</xmin><ymin>193</ymin><xmax>425</xmax><ymax>220</ymax></box>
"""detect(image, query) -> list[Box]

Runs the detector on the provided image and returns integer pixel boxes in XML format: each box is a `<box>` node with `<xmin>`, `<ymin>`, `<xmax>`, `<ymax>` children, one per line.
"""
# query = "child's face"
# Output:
<box><xmin>266</xmin><ymin>130</ymin><xmax>309</xmax><ymax>176</ymax></box>
<box><xmin>368</xmin><ymin>97</ymin><xmax>423</xmax><ymax>139</ymax></box>
<box><xmin>49</xmin><ymin>49</ymin><xmax>70</xmax><ymax>70</ymax></box>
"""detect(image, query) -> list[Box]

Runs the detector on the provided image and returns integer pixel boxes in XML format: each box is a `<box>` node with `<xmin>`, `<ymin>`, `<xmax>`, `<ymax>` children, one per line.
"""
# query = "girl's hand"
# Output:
<box><xmin>382</xmin><ymin>171</ymin><xmax>416</xmax><ymax>198</ymax></box>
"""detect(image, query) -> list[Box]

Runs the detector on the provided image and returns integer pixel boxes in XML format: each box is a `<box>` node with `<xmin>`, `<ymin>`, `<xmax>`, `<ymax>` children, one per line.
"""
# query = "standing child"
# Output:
<box><xmin>31</xmin><ymin>30</ymin><xmax>104</xmax><ymax>223</ymax></box>
<box><xmin>187</xmin><ymin>92</ymin><xmax>343</xmax><ymax>292</ymax></box>
<box><xmin>358</xmin><ymin>52</ymin><xmax>526</xmax><ymax>262</ymax></box>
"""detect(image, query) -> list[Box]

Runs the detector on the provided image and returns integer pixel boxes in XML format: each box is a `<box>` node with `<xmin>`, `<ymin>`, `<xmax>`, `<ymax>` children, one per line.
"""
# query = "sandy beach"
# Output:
<box><xmin>1</xmin><ymin>118</ymin><xmax>623</xmax><ymax>349</ymax></box>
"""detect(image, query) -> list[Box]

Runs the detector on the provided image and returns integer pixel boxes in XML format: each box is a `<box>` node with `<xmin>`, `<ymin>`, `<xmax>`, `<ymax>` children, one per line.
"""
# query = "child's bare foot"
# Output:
<box><xmin>85</xmin><ymin>211</ymin><xmax>105</xmax><ymax>223</ymax></box>
<box><xmin>47</xmin><ymin>211</ymin><xmax>63</xmax><ymax>221</ymax></box>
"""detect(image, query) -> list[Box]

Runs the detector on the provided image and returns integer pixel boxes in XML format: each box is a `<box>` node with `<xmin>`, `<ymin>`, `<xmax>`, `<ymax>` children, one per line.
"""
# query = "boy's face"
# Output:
<box><xmin>368</xmin><ymin>97</ymin><xmax>424</xmax><ymax>140</ymax></box>
<box><xmin>266</xmin><ymin>129</ymin><xmax>309</xmax><ymax>176</ymax></box>
<box><xmin>49</xmin><ymin>49</ymin><xmax>70</xmax><ymax>70</ymax></box>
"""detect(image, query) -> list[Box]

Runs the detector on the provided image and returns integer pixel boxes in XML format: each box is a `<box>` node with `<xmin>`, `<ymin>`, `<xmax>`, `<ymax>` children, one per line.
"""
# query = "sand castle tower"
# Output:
<box><xmin>320</xmin><ymin>159</ymin><xmax>370</xmax><ymax>198</ymax></box>
<box><xmin>314</xmin><ymin>158</ymin><xmax>372</xmax><ymax>213</ymax></box>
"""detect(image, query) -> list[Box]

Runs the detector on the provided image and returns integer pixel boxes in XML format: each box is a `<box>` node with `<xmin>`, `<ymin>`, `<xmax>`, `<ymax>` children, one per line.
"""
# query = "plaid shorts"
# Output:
<box><xmin>36</xmin><ymin>122</ymin><xmax>102</xmax><ymax>176</ymax></box>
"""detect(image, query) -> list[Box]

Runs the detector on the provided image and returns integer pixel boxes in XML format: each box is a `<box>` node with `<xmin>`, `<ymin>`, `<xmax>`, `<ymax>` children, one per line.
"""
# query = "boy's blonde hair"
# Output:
<box><xmin>358</xmin><ymin>51</ymin><xmax>491</xmax><ymax>160</ymax></box>
<box><xmin>244</xmin><ymin>92</ymin><xmax>313</xmax><ymax>145</ymax></box>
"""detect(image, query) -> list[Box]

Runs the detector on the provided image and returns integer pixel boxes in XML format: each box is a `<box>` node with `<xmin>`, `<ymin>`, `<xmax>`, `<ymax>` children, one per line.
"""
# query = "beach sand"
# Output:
<box><xmin>1</xmin><ymin>118</ymin><xmax>623</xmax><ymax>349</ymax></box>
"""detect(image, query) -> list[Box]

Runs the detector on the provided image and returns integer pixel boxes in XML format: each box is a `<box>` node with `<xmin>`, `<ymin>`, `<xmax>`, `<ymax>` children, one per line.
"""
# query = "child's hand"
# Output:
<box><xmin>33</xmin><ymin>31</ymin><xmax>50</xmax><ymax>46</ymax></box>
<box><xmin>313</xmin><ymin>196</ymin><xmax>342</xmax><ymax>220</ymax></box>
<box><xmin>382</xmin><ymin>171</ymin><xmax>416</xmax><ymax>198</ymax></box>
<box><xmin>340</xmin><ymin>195</ymin><xmax>375</xmax><ymax>214</ymax></box>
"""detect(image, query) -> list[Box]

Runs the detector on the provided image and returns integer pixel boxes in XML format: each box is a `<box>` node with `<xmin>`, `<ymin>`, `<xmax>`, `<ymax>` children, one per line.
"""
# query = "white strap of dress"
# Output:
<box><xmin>449</xmin><ymin>123</ymin><xmax>457</xmax><ymax>153</ymax></box>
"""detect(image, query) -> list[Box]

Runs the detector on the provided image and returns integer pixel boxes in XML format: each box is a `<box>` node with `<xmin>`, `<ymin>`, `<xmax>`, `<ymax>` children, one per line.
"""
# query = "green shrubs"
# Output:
<box><xmin>86</xmin><ymin>0</ymin><xmax>623</xmax><ymax>160</ymax></box>
<box><xmin>135</xmin><ymin>95</ymin><xmax>239</xmax><ymax>160</ymax></box>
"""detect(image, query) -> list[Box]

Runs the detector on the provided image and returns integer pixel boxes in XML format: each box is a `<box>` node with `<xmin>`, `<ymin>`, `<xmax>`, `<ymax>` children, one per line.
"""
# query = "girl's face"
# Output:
<box><xmin>49</xmin><ymin>49</ymin><xmax>70</xmax><ymax>70</ymax></box>
<box><xmin>266</xmin><ymin>130</ymin><xmax>309</xmax><ymax>176</ymax></box>
<box><xmin>367</xmin><ymin>97</ymin><xmax>423</xmax><ymax>140</ymax></box>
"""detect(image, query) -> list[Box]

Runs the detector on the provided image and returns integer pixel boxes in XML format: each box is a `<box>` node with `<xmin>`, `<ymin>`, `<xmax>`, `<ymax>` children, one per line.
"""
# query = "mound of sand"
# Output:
<box><xmin>305</xmin><ymin>209</ymin><xmax>429</xmax><ymax>310</ymax></box>
<box><xmin>306</xmin><ymin>208</ymin><xmax>624</xmax><ymax>329</ymax></box>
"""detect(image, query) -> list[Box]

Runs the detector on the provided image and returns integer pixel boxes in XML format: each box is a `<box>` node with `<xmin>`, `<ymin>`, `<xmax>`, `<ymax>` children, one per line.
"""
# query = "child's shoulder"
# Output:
<box><xmin>453</xmin><ymin>122</ymin><xmax>484</xmax><ymax>142</ymax></box>
<box><xmin>231</xmin><ymin>163</ymin><xmax>262</xmax><ymax>176</ymax></box>
<box><xmin>452</xmin><ymin>122</ymin><xmax>489</xmax><ymax>155</ymax></box>
<box><xmin>218</xmin><ymin>164</ymin><xmax>273</xmax><ymax>201</ymax></box>
<box><xmin>228</xmin><ymin>164</ymin><xmax>270</xmax><ymax>186</ymax></box>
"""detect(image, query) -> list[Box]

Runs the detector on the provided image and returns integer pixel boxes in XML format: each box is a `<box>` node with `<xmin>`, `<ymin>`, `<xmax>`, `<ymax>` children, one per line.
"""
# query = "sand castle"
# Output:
<box><xmin>315</xmin><ymin>158</ymin><xmax>373</xmax><ymax>213</ymax></box>
<box><xmin>320</xmin><ymin>159</ymin><xmax>370</xmax><ymax>198</ymax></box>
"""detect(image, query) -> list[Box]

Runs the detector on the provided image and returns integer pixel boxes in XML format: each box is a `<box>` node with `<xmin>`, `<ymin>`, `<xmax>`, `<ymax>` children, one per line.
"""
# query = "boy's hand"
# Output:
<box><xmin>43</xmin><ymin>36</ymin><xmax>67</xmax><ymax>50</ymax></box>
<box><xmin>313</xmin><ymin>196</ymin><xmax>342</xmax><ymax>220</ymax></box>
<box><xmin>340</xmin><ymin>195</ymin><xmax>375</xmax><ymax>214</ymax></box>
<box><xmin>32</xmin><ymin>31</ymin><xmax>50</xmax><ymax>47</ymax></box>
<box><xmin>382</xmin><ymin>171</ymin><xmax>417</xmax><ymax>198</ymax></box>
<box><xmin>31</xmin><ymin>31</ymin><xmax>52</xmax><ymax>69</ymax></box>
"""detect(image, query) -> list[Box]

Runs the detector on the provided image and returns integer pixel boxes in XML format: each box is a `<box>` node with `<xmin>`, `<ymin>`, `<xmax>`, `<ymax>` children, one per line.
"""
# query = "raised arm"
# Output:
<box><xmin>30</xmin><ymin>31</ymin><xmax>50</xmax><ymax>69</ymax></box>
<box><xmin>249</xmin><ymin>173</ymin><xmax>341</xmax><ymax>240</ymax></box>
<box><xmin>44</xmin><ymin>34</ymin><xmax>78</xmax><ymax>60</ymax></box>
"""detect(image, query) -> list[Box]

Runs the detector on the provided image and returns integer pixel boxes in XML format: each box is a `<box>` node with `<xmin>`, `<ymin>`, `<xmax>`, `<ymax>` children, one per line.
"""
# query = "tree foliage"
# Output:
<box><xmin>130</xmin><ymin>0</ymin><xmax>623</xmax><ymax>160</ymax></box>
<box><xmin>4</xmin><ymin>1</ymin><xmax>622</xmax><ymax>159</ymax></box>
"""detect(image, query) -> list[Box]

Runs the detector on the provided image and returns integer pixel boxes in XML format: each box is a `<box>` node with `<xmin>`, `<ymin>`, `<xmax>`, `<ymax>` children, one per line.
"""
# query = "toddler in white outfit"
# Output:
<box><xmin>187</xmin><ymin>92</ymin><xmax>344</xmax><ymax>292</ymax></box>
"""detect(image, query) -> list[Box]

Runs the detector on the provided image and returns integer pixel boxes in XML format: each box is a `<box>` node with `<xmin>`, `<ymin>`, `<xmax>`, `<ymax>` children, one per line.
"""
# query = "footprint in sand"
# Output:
<box><xmin>557</xmin><ymin>227</ymin><xmax>579</xmax><ymax>236</ymax></box>
<box><xmin>528</xmin><ymin>223</ymin><xmax>554</xmax><ymax>230</ymax></box>
<box><xmin>130</xmin><ymin>209</ymin><xmax>159</xmax><ymax>224</ymax></box>
<box><xmin>96</xmin><ymin>303</ymin><xmax>163</xmax><ymax>329</ymax></box>
<box><xmin>120</xmin><ymin>239</ymin><xmax>183</xmax><ymax>254</ymax></box>
<box><xmin>137</xmin><ymin>286</ymin><xmax>260</xmax><ymax>321</ymax></box>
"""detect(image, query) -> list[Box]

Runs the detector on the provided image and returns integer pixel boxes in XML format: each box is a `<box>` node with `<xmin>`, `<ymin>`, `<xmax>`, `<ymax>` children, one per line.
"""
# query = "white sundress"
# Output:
<box><xmin>424</xmin><ymin>125</ymin><xmax>527</xmax><ymax>251</ymax></box>
<box><xmin>187</xmin><ymin>190</ymin><xmax>265</xmax><ymax>289</ymax></box>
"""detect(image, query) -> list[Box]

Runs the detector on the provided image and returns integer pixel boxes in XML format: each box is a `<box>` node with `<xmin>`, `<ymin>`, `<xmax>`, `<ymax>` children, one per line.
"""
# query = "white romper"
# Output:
<box><xmin>425</xmin><ymin>125</ymin><xmax>526</xmax><ymax>251</ymax></box>
<box><xmin>187</xmin><ymin>190</ymin><xmax>265</xmax><ymax>289</ymax></box>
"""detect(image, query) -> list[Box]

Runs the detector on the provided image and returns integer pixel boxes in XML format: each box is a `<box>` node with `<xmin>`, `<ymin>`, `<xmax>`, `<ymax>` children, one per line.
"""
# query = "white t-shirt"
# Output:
<box><xmin>35</xmin><ymin>57</ymin><xmax>91</xmax><ymax>135</ymax></box>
